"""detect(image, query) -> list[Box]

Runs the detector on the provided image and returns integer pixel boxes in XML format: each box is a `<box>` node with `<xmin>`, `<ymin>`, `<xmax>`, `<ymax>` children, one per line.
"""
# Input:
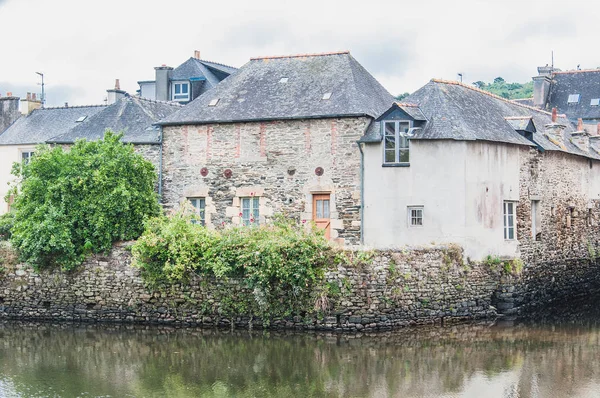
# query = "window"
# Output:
<box><xmin>384</xmin><ymin>121</ymin><xmax>410</xmax><ymax>164</ymax></box>
<box><xmin>503</xmin><ymin>201</ymin><xmax>516</xmax><ymax>240</ymax></box>
<box><xmin>567</xmin><ymin>94</ymin><xmax>580</xmax><ymax>104</ymax></box>
<box><xmin>408</xmin><ymin>206</ymin><xmax>423</xmax><ymax>227</ymax></box>
<box><xmin>591</xmin><ymin>98</ymin><xmax>600</xmax><ymax>106</ymax></box>
<box><xmin>322</xmin><ymin>92</ymin><xmax>332</xmax><ymax>100</ymax></box>
<box><xmin>531</xmin><ymin>200</ymin><xmax>541</xmax><ymax>240</ymax></box>
<box><xmin>241</xmin><ymin>197</ymin><xmax>259</xmax><ymax>226</ymax></box>
<box><xmin>279</xmin><ymin>77</ymin><xmax>289</xmax><ymax>83</ymax></box>
<box><xmin>172</xmin><ymin>82</ymin><xmax>190</xmax><ymax>101</ymax></box>
<box><xmin>208</xmin><ymin>98</ymin><xmax>220</xmax><ymax>107</ymax></box>
<box><xmin>188</xmin><ymin>198</ymin><xmax>205</xmax><ymax>225</ymax></box>
<box><xmin>21</xmin><ymin>151</ymin><xmax>34</xmax><ymax>164</ymax></box>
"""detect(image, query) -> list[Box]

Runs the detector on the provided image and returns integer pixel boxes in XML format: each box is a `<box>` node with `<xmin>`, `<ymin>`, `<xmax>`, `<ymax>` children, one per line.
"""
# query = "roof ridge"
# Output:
<box><xmin>39</xmin><ymin>104</ymin><xmax>107</xmax><ymax>110</ymax></box>
<box><xmin>430</xmin><ymin>78</ymin><xmax>567</xmax><ymax>118</ymax></box>
<box><xmin>553</xmin><ymin>69</ymin><xmax>600</xmax><ymax>75</ymax></box>
<box><xmin>395</xmin><ymin>102</ymin><xmax>419</xmax><ymax>107</ymax></box>
<box><xmin>195</xmin><ymin>58</ymin><xmax>238</xmax><ymax>70</ymax></box>
<box><xmin>133</xmin><ymin>95</ymin><xmax>184</xmax><ymax>107</ymax></box>
<box><xmin>250</xmin><ymin>51</ymin><xmax>350</xmax><ymax>61</ymax></box>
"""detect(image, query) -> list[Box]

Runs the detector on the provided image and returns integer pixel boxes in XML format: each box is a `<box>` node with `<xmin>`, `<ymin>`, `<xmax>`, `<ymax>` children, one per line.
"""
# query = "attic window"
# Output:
<box><xmin>279</xmin><ymin>77</ymin><xmax>289</xmax><ymax>83</ymax></box>
<box><xmin>568</xmin><ymin>94</ymin><xmax>580</xmax><ymax>104</ymax></box>
<box><xmin>76</xmin><ymin>116</ymin><xmax>87</xmax><ymax>123</ymax></box>
<box><xmin>591</xmin><ymin>98</ymin><xmax>600</xmax><ymax>106</ymax></box>
<box><xmin>208</xmin><ymin>98</ymin><xmax>220</xmax><ymax>107</ymax></box>
<box><xmin>322</xmin><ymin>92</ymin><xmax>332</xmax><ymax>100</ymax></box>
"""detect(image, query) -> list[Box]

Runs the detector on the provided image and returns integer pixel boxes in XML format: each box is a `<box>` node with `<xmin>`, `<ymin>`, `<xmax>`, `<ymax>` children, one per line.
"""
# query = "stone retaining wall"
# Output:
<box><xmin>1</xmin><ymin>243</ymin><xmax>600</xmax><ymax>330</ymax></box>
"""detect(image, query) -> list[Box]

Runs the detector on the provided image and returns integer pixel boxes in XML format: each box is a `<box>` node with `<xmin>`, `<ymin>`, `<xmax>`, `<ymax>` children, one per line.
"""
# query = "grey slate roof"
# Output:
<box><xmin>158</xmin><ymin>51</ymin><xmax>396</xmax><ymax>125</ymax></box>
<box><xmin>546</xmin><ymin>70</ymin><xmax>600</xmax><ymax>121</ymax></box>
<box><xmin>400</xmin><ymin>80</ymin><xmax>598</xmax><ymax>160</ymax></box>
<box><xmin>0</xmin><ymin>105</ymin><xmax>106</xmax><ymax>145</ymax></box>
<box><xmin>47</xmin><ymin>96</ymin><xmax>182</xmax><ymax>144</ymax></box>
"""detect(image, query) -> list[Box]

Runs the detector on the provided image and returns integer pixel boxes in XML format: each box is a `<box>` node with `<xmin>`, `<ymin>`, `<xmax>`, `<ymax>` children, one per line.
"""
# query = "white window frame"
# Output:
<box><xmin>503</xmin><ymin>201</ymin><xmax>516</xmax><ymax>240</ymax></box>
<box><xmin>172</xmin><ymin>81</ymin><xmax>190</xmax><ymax>102</ymax></box>
<box><xmin>188</xmin><ymin>197</ymin><xmax>206</xmax><ymax>226</ymax></box>
<box><xmin>20</xmin><ymin>150</ymin><xmax>35</xmax><ymax>165</ymax></box>
<box><xmin>407</xmin><ymin>206</ymin><xmax>423</xmax><ymax>227</ymax></box>
<box><xmin>241</xmin><ymin>197</ymin><xmax>260</xmax><ymax>226</ymax></box>
<box><xmin>383</xmin><ymin>120</ymin><xmax>412</xmax><ymax>165</ymax></box>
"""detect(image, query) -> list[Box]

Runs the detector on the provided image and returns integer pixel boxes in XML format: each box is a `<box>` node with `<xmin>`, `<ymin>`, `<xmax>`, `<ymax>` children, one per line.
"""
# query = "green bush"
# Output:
<box><xmin>0</xmin><ymin>212</ymin><xmax>14</xmax><ymax>241</ymax></box>
<box><xmin>131</xmin><ymin>211</ymin><xmax>333</xmax><ymax>317</ymax></box>
<box><xmin>8</xmin><ymin>131</ymin><xmax>160</xmax><ymax>270</ymax></box>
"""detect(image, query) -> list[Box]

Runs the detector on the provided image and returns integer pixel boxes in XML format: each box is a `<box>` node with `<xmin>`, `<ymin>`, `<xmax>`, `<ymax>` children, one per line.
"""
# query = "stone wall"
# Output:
<box><xmin>161</xmin><ymin>117</ymin><xmax>370</xmax><ymax>245</ymax></box>
<box><xmin>133</xmin><ymin>144</ymin><xmax>160</xmax><ymax>175</ymax></box>
<box><xmin>0</xmin><ymin>243</ymin><xmax>502</xmax><ymax>331</ymax></box>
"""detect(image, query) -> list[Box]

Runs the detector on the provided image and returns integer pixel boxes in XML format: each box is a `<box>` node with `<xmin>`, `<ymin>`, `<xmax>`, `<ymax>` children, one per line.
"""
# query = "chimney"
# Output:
<box><xmin>64</xmin><ymin>102</ymin><xmax>69</xmax><ymax>108</ymax></box>
<box><xmin>154</xmin><ymin>64</ymin><xmax>173</xmax><ymax>102</ymax></box>
<box><xmin>19</xmin><ymin>92</ymin><xmax>42</xmax><ymax>115</ymax></box>
<box><xmin>571</xmin><ymin>118</ymin><xmax>590</xmax><ymax>153</ymax></box>
<box><xmin>0</xmin><ymin>92</ymin><xmax>22</xmax><ymax>133</ymax></box>
<box><xmin>544</xmin><ymin>108</ymin><xmax>567</xmax><ymax>149</ymax></box>
<box><xmin>106</xmin><ymin>78</ymin><xmax>127</xmax><ymax>105</ymax></box>
<box><xmin>194</xmin><ymin>50</ymin><xmax>201</xmax><ymax>59</ymax></box>
<box><xmin>533</xmin><ymin>73</ymin><xmax>552</xmax><ymax>108</ymax></box>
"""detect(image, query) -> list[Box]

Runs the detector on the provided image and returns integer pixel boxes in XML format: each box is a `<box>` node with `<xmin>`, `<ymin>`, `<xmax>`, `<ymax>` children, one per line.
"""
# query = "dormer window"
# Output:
<box><xmin>567</xmin><ymin>94</ymin><xmax>580</xmax><ymax>104</ymax></box>
<box><xmin>172</xmin><ymin>82</ymin><xmax>190</xmax><ymax>102</ymax></box>
<box><xmin>383</xmin><ymin>120</ymin><xmax>411</xmax><ymax>164</ymax></box>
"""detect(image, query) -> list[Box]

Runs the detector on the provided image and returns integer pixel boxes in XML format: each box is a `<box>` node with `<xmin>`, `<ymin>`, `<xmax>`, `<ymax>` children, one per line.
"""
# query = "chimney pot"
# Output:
<box><xmin>26</xmin><ymin>92</ymin><xmax>31</xmax><ymax>101</ymax></box>
<box><xmin>597</xmin><ymin>123</ymin><xmax>600</xmax><ymax>136</ymax></box>
<box><xmin>194</xmin><ymin>50</ymin><xmax>201</xmax><ymax>59</ymax></box>
<box><xmin>64</xmin><ymin>102</ymin><xmax>68</xmax><ymax>108</ymax></box>
<box><xmin>6</xmin><ymin>92</ymin><xmax>12</xmax><ymax>97</ymax></box>
<box><xmin>115</xmin><ymin>79</ymin><xmax>120</xmax><ymax>90</ymax></box>
<box><xmin>578</xmin><ymin>118</ymin><xmax>584</xmax><ymax>131</ymax></box>
<box><xmin>32</xmin><ymin>93</ymin><xmax>36</xmax><ymax>101</ymax></box>
<box><xmin>552</xmin><ymin>107</ymin><xmax>557</xmax><ymax>123</ymax></box>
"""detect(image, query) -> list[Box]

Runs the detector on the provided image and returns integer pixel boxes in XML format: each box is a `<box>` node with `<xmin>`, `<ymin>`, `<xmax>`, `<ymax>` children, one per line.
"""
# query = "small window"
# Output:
<box><xmin>567</xmin><ymin>94</ymin><xmax>580</xmax><ymax>104</ymax></box>
<box><xmin>592</xmin><ymin>98</ymin><xmax>600</xmax><ymax>106</ymax></box>
<box><xmin>383</xmin><ymin>120</ymin><xmax>411</xmax><ymax>164</ymax></box>
<box><xmin>208</xmin><ymin>98</ymin><xmax>220</xmax><ymax>107</ymax></box>
<box><xmin>21</xmin><ymin>151</ymin><xmax>34</xmax><ymax>164</ymax></box>
<box><xmin>279</xmin><ymin>77</ymin><xmax>289</xmax><ymax>83</ymax></box>
<box><xmin>531</xmin><ymin>200</ymin><xmax>541</xmax><ymax>241</ymax></box>
<box><xmin>322</xmin><ymin>92</ymin><xmax>332</xmax><ymax>100</ymax></box>
<box><xmin>76</xmin><ymin>116</ymin><xmax>87</xmax><ymax>123</ymax></box>
<box><xmin>172</xmin><ymin>82</ymin><xmax>190</xmax><ymax>101</ymax></box>
<box><xmin>408</xmin><ymin>206</ymin><xmax>423</xmax><ymax>227</ymax></box>
<box><xmin>503</xmin><ymin>201</ymin><xmax>516</xmax><ymax>240</ymax></box>
<box><xmin>241</xmin><ymin>197</ymin><xmax>259</xmax><ymax>226</ymax></box>
<box><xmin>188</xmin><ymin>197</ymin><xmax>206</xmax><ymax>225</ymax></box>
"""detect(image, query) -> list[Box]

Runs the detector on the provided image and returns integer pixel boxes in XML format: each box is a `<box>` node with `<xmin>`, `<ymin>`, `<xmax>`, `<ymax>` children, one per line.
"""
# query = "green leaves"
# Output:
<box><xmin>8</xmin><ymin>131</ymin><xmax>160</xmax><ymax>270</ymax></box>
<box><xmin>131</xmin><ymin>212</ymin><xmax>333</xmax><ymax>318</ymax></box>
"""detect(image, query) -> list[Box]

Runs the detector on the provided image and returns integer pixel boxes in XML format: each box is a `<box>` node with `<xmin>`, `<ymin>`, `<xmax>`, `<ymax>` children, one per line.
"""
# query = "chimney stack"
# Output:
<box><xmin>154</xmin><ymin>65</ymin><xmax>173</xmax><ymax>101</ymax></box>
<box><xmin>19</xmin><ymin>92</ymin><xmax>42</xmax><ymax>115</ymax></box>
<box><xmin>552</xmin><ymin>107</ymin><xmax>557</xmax><ymax>123</ymax></box>
<box><xmin>544</xmin><ymin>108</ymin><xmax>567</xmax><ymax>149</ymax></box>
<box><xmin>0</xmin><ymin>92</ymin><xmax>22</xmax><ymax>133</ymax></box>
<box><xmin>571</xmin><ymin>118</ymin><xmax>590</xmax><ymax>153</ymax></box>
<box><xmin>578</xmin><ymin>118</ymin><xmax>584</xmax><ymax>132</ymax></box>
<box><xmin>106</xmin><ymin>78</ymin><xmax>127</xmax><ymax>105</ymax></box>
<box><xmin>194</xmin><ymin>50</ymin><xmax>201</xmax><ymax>59</ymax></box>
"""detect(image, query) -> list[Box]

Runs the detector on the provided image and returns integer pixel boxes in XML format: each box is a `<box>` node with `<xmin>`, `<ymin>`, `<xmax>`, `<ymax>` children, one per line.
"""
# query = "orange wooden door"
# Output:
<box><xmin>313</xmin><ymin>194</ymin><xmax>331</xmax><ymax>239</ymax></box>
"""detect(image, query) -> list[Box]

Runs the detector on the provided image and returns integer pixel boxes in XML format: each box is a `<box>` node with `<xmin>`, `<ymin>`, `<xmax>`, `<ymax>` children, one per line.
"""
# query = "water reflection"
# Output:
<box><xmin>1</xmin><ymin>313</ymin><xmax>600</xmax><ymax>397</ymax></box>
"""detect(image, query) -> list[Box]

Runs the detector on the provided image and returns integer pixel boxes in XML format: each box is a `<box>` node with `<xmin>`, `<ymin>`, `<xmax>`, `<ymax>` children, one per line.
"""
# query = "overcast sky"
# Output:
<box><xmin>0</xmin><ymin>0</ymin><xmax>597</xmax><ymax>107</ymax></box>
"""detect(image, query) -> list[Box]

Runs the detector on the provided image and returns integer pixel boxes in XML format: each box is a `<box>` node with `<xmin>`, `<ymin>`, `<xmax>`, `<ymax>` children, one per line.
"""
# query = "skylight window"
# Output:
<box><xmin>208</xmin><ymin>98</ymin><xmax>220</xmax><ymax>107</ymax></box>
<box><xmin>322</xmin><ymin>92</ymin><xmax>332</xmax><ymax>100</ymax></box>
<box><xmin>568</xmin><ymin>94</ymin><xmax>580</xmax><ymax>104</ymax></box>
<box><xmin>591</xmin><ymin>98</ymin><xmax>600</xmax><ymax>106</ymax></box>
<box><xmin>279</xmin><ymin>77</ymin><xmax>289</xmax><ymax>83</ymax></box>
<box><xmin>76</xmin><ymin>116</ymin><xmax>87</xmax><ymax>123</ymax></box>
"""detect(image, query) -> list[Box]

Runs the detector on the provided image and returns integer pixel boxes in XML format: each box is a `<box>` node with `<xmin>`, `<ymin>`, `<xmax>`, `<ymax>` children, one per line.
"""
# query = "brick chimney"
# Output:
<box><xmin>0</xmin><ymin>92</ymin><xmax>22</xmax><ymax>133</ymax></box>
<box><xmin>106</xmin><ymin>78</ymin><xmax>127</xmax><ymax>105</ymax></box>
<box><xmin>544</xmin><ymin>107</ymin><xmax>567</xmax><ymax>149</ymax></box>
<box><xmin>154</xmin><ymin>64</ymin><xmax>173</xmax><ymax>102</ymax></box>
<box><xmin>19</xmin><ymin>92</ymin><xmax>42</xmax><ymax>115</ymax></box>
<box><xmin>194</xmin><ymin>50</ymin><xmax>201</xmax><ymax>59</ymax></box>
<box><xmin>571</xmin><ymin>118</ymin><xmax>590</xmax><ymax>153</ymax></box>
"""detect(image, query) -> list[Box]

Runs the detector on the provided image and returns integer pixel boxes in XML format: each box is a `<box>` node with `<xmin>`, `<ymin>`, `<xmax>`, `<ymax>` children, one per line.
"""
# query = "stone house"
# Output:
<box><xmin>137</xmin><ymin>51</ymin><xmax>237</xmax><ymax>104</ymax></box>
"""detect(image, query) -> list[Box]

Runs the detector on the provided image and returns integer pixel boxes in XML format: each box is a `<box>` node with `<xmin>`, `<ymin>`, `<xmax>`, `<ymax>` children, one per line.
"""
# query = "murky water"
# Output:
<box><xmin>1</xmin><ymin>309</ymin><xmax>600</xmax><ymax>397</ymax></box>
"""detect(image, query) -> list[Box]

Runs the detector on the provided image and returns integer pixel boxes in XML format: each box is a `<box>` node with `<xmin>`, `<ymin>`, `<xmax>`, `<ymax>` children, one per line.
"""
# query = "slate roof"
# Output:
<box><xmin>171</xmin><ymin>58</ymin><xmax>237</xmax><ymax>82</ymax></box>
<box><xmin>48</xmin><ymin>96</ymin><xmax>182</xmax><ymax>144</ymax></box>
<box><xmin>511</xmin><ymin>98</ymin><xmax>534</xmax><ymax>107</ymax></box>
<box><xmin>0</xmin><ymin>105</ymin><xmax>106</xmax><ymax>145</ymax></box>
<box><xmin>158</xmin><ymin>51</ymin><xmax>396</xmax><ymax>126</ymax></box>
<box><xmin>546</xmin><ymin>69</ymin><xmax>600</xmax><ymax>121</ymax></box>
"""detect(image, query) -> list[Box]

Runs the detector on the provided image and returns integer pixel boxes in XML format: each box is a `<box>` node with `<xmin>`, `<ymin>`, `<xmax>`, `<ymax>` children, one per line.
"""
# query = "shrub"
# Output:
<box><xmin>131</xmin><ymin>211</ymin><xmax>333</xmax><ymax>318</ymax></box>
<box><xmin>0</xmin><ymin>212</ymin><xmax>14</xmax><ymax>241</ymax></box>
<box><xmin>8</xmin><ymin>131</ymin><xmax>160</xmax><ymax>270</ymax></box>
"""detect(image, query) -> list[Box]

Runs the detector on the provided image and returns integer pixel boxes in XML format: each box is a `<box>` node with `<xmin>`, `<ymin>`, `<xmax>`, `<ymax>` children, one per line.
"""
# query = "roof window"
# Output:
<box><xmin>591</xmin><ymin>98</ymin><xmax>600</xmax><ymax>106</ymax></box>
<box><xmin>279</xmin><ymin>77</ymin><xmax>289</xmax><ymax>83</ymax></box>
<box><xmin>322</xmin><ymin>92</ymin><xmax>332</xmax><ymax>100</ymax></box>
<box><xmin>76</xmin><ymin>116</ymin><xmax>87</xmax><ymax>123</ymax></box>
<box><xmin>208</xmin><ymin>98</ymin><xmax>220</xmax><ymax>107</ymax></box>
<box><xmin>568</xmin><ymin>94</ymin><xmax>580</xmax><ymax>104</ymax></box>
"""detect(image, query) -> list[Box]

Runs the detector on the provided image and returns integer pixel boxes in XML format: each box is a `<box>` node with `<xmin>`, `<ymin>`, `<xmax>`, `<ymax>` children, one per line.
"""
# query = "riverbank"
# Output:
<box><xmin>1</xmin><ymin>242</ymin><xmax>599</xmax><ymax>330</ymax></box>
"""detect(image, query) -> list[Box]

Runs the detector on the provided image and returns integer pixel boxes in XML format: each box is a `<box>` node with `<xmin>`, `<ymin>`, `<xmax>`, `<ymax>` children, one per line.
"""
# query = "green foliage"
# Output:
<box><xmin>504</xmin><ymin>258</ymin><xmax>524</xmax><ymax>275</ymax></box>
<box><xmin>0</xmin><ymin>212</ymin><xmax>14</xmax><ymax>241</ymax></box>
<box><xmin>8</xmin><ymin>132</ymin><xmax>160</xmax><ymax>271</ymax></box>
<box><xmin>483</xmin><ymin>254</ymin><xmax>502</xmax><ymax>268</ymax></box>
<box><xmin>131</xmin><ymin>211</ymin><xmax>334</xmax><ymax>318</ymax></box>
<box><xmin>0</xmin><ymin>241</ymin><xmax>18</xmax><ymax>272</ymax></box>
<box><xmin>395</xmin><ymin>92</ymin><xmax>410</xmax><ymax>101</ymax></box>
<box><xmin>473</xmin><ymin>78</ymin><xmax>533</xmax><ymax>100</ymax></box>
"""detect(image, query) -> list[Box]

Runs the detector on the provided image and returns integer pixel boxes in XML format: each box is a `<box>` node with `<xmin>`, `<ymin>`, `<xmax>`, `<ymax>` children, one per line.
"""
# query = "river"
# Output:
<box><xmin>1</xmin><ymin>305</ymin><xmax>600</xmax><ymax>397</ymax></box>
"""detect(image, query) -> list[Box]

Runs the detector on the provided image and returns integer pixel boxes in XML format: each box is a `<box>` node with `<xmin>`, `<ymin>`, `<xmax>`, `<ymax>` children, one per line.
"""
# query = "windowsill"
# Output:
<box><xmin>382</xmin><ymin>163</ymin><xmax>410</xmax><ymax>167</ymax></box>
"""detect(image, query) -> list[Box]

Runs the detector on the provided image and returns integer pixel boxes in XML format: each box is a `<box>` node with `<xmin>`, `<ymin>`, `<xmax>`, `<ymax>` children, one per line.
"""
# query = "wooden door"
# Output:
<box><xmin>313</xmin><ymin>194</ymin><xmax>331</xmax><ymax>239</ymax></box>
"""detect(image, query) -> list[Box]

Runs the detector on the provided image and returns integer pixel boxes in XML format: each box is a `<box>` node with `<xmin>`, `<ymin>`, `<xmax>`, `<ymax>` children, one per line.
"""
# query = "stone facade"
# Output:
<box><xmin>161</xmin><ymin>117</ymin><xmax>370</xmax><ymax>245</ymax></box>
<box><xmin>133</xmin><ymin>144</ymin><xmax>160</xmax><ymax>174</ymax></box>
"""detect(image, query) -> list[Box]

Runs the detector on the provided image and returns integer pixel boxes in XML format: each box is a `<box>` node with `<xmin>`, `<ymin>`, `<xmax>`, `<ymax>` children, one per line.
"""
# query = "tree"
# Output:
<box><xmin>395</xmin><ymin>92</ymin><xmax>410</xmax><ymax>101</ymax></box>
<box><xmin>493</xmin><ymin>77</ymin><xmax>505</xmax><ymax>85</ymax></box>
<box><xmin>8</xmin><ymin>131</ymin><xmax>160</xmax><ymax>270</ymax></box>
<box><xmin>473</xmin><ymin>81</ymin><xmax>486</xmax><ymax>89</ymax></box>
